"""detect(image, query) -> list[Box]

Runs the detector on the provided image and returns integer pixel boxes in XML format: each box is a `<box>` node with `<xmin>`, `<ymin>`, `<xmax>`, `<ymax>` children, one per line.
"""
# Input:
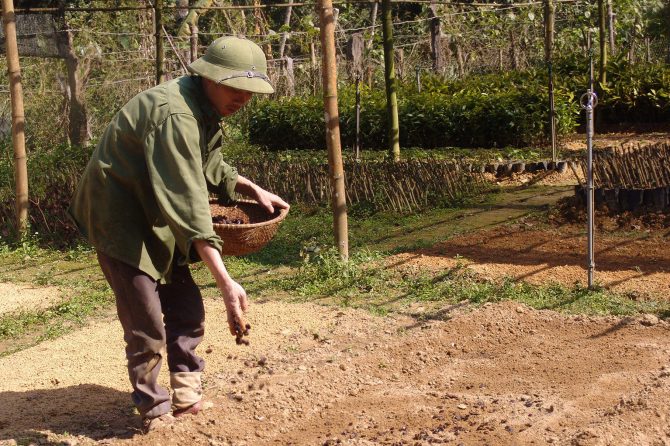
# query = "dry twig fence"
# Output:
<box><xmin>575</xmin><ymin>142</ymin><xmax>670</xmax><ymax>212</ymax></box>
<box><xmin>585</xmin><ymin>142</ymin><xmax>670</xmax><ymax>190</ymax></box>
<box><xmin>237</xmin><ymin>159</ymin><xmax>489</xmax><ymax>213</ymax></box>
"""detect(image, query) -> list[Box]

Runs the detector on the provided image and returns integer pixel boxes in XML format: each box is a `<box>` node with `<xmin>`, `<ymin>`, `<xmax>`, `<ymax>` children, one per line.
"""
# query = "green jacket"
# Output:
<box><xmin>68</xmin><ymin>76</ymin><xmax>238</xmax><ymax>281</ymax></box>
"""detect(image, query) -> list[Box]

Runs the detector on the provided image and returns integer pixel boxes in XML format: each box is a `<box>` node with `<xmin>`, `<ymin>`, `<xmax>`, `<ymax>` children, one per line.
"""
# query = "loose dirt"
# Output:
<box><xmin>1</xmin><ymin>297</ymin><xmax>669</xmax><ymax>446</ymax></box>
<box><xmin>389</xmin><ymin>222</ymin><xmax>670</xmax><ymax>300</ymax></box>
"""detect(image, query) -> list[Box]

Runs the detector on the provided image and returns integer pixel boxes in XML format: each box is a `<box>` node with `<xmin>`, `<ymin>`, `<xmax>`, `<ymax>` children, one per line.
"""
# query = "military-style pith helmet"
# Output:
<box><xmin>188</xmin><ymin>36</ymin><xmax>274</xmax><ymax>94</ymax></box>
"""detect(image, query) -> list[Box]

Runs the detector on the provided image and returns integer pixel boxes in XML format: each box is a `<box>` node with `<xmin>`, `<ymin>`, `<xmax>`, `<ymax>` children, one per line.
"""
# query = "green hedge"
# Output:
<box><xmin>552</xmin><ymin>55</ymin><xmax>670</xmax><ymax>125</ymax></box>
<box><xmin>249</xmin><ymin>71</ymin><xmax>579</xmax><ymax>150</ymax></box>
<box><xmin>599</xmin><ymin>61</ymin><xmax>670</xmax><ymax>124</ymax></box>
<box><xmin>249</xmin><ymin>62</ymin><xmax>670</xmax><ymax>151</ymax></box>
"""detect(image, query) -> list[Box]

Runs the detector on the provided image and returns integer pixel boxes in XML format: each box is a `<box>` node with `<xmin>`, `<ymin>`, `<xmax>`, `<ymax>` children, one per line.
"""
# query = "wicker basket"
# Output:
<box><xmin>210</xmin><ymin>199</ymin><xmax>289</xmax><ymax>256</ymax></box>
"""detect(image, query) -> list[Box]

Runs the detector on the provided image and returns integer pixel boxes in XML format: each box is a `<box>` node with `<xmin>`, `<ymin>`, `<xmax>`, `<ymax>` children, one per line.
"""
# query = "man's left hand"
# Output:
<box><xmin>251</xmin><ymin>187</ymin><xmax>290</xmax><ymax>214</ymax></box>
<box><xmin>235</xmin><ymin>174</ymin><xmax>290</xmax><ymax>215</ymax></box>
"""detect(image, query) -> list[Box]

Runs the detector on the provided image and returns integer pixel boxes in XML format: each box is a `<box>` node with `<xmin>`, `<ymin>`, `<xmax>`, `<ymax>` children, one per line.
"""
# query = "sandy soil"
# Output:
<box><xmin>389</xmin><ymin>222</ymin><xmax>670</xmax><ymax>300</ymax></box>
<box><xmin>562</xmin><ymin>132</ymin><xmax>670</xmax><ymax>153</ymax></box>
<box><xmin>0</xmin><ymin>282</ymin><xmax>63</xmax><ymax>315</ymax></box>
<box><xmin>1</xmin><ymin>292</ymin><xmax>670</xmax><ymax>446</ymax></box>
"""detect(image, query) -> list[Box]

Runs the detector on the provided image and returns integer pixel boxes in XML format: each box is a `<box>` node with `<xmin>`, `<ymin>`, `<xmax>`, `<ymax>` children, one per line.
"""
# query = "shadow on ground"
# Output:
<box><xmin>0</xmin><ymin>384</ymin><xmax>138</xmax><ymax>444</ymax></box>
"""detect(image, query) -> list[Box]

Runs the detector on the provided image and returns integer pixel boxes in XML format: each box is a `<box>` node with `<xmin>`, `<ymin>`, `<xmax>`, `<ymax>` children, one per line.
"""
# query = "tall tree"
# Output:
<box><xmin>598</xmin><ymin>0</ymin><xmax>608</xmax><ymax>84</ymax></box>
<box><xmin>429</xmin><ymin>0</ymin><xmax>444</xmax><ymax>73</ymax></box>
<box><xmin>279</xmin><ymin>0</ymin><xmax>294</xmax><ymax>58</ymax></box>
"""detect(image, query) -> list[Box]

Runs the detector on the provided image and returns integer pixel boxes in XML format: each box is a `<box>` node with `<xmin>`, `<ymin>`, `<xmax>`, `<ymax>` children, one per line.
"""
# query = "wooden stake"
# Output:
<box><xmin>381</xmin><ymin>0</ymin><xmax>400</xmax><ymax>162</ymax></box>
<box><xmin>318</xmin><ymin>0</ymin><xmax>349</xmax><ymax>260</ymax></box>
<box><xmin>190</xmin><ymin>23</ymin><xmax>198</xmax><ymax>62</ymax></box>
<box><xmin>429</xmin><ymin>0</ymin><xmax>443</xmax><ymax>73</ymax></box>
<box><xmin>155</xmin><ymin>0</ymin><xmax>164</xmax><ymax>85</ymax></box>
<box><xmin>1</xmin><ymin>0</ymin><xmax>28</xmax><ymax>236</ymax></box>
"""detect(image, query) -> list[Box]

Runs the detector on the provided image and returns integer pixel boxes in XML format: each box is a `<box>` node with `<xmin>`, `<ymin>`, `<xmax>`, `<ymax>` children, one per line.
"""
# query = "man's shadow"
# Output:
<box><xmin>0</xmin><ymin>384</ymin><xmax>139</xmax><ymax>444</ymax></box>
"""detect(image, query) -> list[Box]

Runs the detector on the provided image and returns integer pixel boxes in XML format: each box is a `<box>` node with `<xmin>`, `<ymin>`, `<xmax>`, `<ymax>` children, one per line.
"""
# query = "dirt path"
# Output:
<box><xmin>1</xmin><ymin>299</ymin><xmax>669</xmax><ymax>446</ymax></box>
<box><xmin>369</xmin><ymin>185</ymin><xmax>574</xmax><ymax>252</ymax></box>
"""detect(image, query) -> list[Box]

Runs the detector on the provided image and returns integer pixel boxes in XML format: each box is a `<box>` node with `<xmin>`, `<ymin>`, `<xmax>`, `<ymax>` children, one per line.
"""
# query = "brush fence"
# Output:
<box><xmin>575</xmin><ymin>142</ymin><xmax>670</xmax><ymax>212</ymax></box>
<box><xmin>236</xmin><ymin>159</ymin><xmax>489</xmax><ymax>213</ymax></box>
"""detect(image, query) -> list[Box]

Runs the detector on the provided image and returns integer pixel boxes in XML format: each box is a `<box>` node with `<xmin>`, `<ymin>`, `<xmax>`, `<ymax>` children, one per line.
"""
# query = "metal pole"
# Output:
<box><xmin>580</xmin><ymin>46</ymin><xmax>598</xmax><ymax>289</ymax></box>
<box><xmin>1</xmin><ymin>0</ymin><xmax>28</xmax><ymax>237</ymax></box>
<box><xmin>154</xmin><ymin>0</ymin><xmax>164</xmax><ymax>85</ymax></box>
<box><xmin>319</xmin><ymin>0</ymin><xmax>349</xmax><ymax>260</ymax></box>
<box><xmin>355</xmin><ymin>75</ymin><xmax>361</xmax><ymax>161</ymax></box>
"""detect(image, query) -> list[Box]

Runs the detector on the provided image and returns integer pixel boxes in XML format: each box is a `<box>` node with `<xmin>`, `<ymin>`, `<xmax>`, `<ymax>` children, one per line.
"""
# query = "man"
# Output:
<box><xmin>68</xmin><ymin>36</ymin><xmax>289</xmax><ymax>432</ymax></box>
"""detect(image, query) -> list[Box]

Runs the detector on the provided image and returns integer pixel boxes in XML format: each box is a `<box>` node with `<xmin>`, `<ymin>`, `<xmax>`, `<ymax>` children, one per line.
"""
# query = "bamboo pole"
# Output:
<box><xmin>318</xmin><ymin>0</ymin><xmax>349</xmax><ymax>260</ymax></box>
<box><xmin>155</xmin><ymin>0</ymin><xmax>164</xmax><ymax>85</ymax></box>
<box><xmin>381</xmin><ymin>0</ymin><xmax>400</xmax><ymax>162</ymax></box>
<box><xmin>1</xmin><ymin>0</ymin><xmax>28</xmax><ymax>237</ymax></box>
<box><xmin>544</xmin><ymin>0</ymin><xmax>557</xmax><ymax>162</ymax></box>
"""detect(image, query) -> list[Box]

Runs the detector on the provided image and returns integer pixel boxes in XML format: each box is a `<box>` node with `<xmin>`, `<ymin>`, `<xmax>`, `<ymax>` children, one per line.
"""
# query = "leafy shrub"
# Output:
<box><xmin>553</xmin><ymin>54</ymin><xmax>670</xmax><ymax>126</ymax></box>
<box><xmin>0</xmin><ymin>141</ymin><xmax>89</xmax><ymax>246</ymax></box>
<box><xmin>599</xmin><ymin>60</ymin><xmax>670</xmax><ymax>124</ymax></box>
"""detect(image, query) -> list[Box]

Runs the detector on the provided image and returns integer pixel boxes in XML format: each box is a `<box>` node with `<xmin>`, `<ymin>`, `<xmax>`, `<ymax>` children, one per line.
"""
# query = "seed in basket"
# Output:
<box><xmin>209</xmin><ymin>199</ymin><xmax>290</xmax><ymax>256</ymax></box>
<box><xmin>212</xmin><ymin>215</ymin><xmax>244</xmax><ymax>225</ymax></box>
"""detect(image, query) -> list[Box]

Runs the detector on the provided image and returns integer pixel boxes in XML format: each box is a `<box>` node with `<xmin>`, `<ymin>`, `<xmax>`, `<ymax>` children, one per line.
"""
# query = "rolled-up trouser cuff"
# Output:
<box><xmin>171</xmin><ymin>371</ymin><xmax>203</xmax><ymax>410</ymax></box>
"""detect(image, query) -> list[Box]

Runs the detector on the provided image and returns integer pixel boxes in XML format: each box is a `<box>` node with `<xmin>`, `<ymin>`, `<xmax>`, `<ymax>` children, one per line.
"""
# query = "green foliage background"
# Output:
<box><xmin>0</xmin><ymin>0</ymin><xmax>668</xmax><ymax>244</ymax></box>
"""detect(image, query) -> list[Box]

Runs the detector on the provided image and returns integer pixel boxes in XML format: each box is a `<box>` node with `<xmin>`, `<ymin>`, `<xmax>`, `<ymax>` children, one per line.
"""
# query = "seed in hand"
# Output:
<box><xmin>234</xmin><ymin>321</ymin><xmax>251</xmax><ymax>346</ymax></box>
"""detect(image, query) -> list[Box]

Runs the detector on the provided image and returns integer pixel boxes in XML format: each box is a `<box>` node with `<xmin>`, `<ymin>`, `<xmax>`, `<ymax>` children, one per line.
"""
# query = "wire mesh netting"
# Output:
<box><xmin>0</xmin><ymin>0</ymin><xmax>668</xmax><ymax>149</ymax></box>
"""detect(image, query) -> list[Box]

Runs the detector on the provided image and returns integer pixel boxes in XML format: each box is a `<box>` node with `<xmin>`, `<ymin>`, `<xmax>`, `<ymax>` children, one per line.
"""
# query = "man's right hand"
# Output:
<box><xmin>193</xmin><ymin>240</ymin><xmax>251</xmax><ymax>345</ymax></box>
<box><xmin>220</xmin><ymin>278</ymin><xmax>250</xmax><ymax>340</ymax></box>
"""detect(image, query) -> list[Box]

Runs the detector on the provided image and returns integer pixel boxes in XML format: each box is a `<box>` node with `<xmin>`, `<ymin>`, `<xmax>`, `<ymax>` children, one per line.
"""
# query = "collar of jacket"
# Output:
<box><xmin>190</xmin><ymin>75</ymin><xmax>224</xmax><ymax>123</ymax></box>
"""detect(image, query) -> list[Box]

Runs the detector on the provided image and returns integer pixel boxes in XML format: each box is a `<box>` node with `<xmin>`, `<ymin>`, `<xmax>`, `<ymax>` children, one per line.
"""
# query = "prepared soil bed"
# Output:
<box><xmin>391</xmin><ymin>222</ymin><xmax>670</xmax><ymax>299</ymax></box>
<box><xmin>1</xmin><ymin>297</ymin><xmax>670</xmax><ymax>446</ymax></box>
<box><xmin>562</xmin><ymin>131</ymin><xmax>670</xmax><ymax>153</ymax></box>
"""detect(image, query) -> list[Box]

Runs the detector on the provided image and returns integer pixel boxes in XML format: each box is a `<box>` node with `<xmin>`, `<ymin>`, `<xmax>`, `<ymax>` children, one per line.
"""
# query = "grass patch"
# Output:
<box><xmin>0</xmin><ymin>285</ymin><xmax>114</xmax><ymax>357</ymax></box>
<box><xmin>273</xmin><ymin>249</ymin><xmax>670</xmax><ymax>318</ymax></box>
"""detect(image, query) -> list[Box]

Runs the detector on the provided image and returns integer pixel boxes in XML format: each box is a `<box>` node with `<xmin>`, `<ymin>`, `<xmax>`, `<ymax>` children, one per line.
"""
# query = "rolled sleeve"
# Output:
<box><xmin>204</xmin><ymin>147</ymin><xmax>239</xmax><ymax>204</ymax></box>
<box><xmin>144</xmin><ymin>113</ymin><xmax>223</xmax><ymax>262</ymax></box>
